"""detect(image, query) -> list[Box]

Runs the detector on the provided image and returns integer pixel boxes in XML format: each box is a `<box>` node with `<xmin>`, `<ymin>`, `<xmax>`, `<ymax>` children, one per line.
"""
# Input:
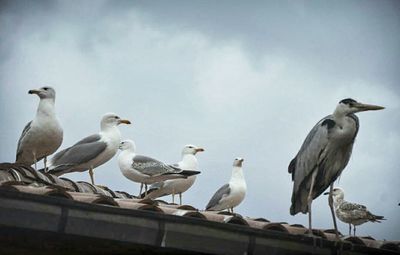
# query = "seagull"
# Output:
<box><xmin>16</xmin><ymin>86</ymin><xmax>63</xmax><ymax>170</ymax></box>
<box><xmin>288</xmin><ymin>98</ymin><xmax>384</xmax><ymax>236</ymax></box>
<box><xmin>143</xmin><ymin>144</ymin><xmax>204</xmax><ymax>205</ymax></box>
<box><xmin>324</xmin><ymin>187</ymin><xmax>385</xmax><ymax>236</ymax></box>
<box><xmin>206</xmin><ymin>158</ymin><xmax>246</xmax><ymax>213</ymax></box>
<box><xmin>44</xmin><ymin>113</ymin><xmax>131</xmax><ymax>185</ymax></box>
<box><xmin>118</xmin><ymin>140</ymin><xmax>201</xmax><ymax>196</ymax></box>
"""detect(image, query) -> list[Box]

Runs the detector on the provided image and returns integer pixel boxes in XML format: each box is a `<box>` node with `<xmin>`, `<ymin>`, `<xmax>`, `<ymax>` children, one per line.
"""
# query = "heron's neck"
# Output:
<box><xmin>37</xmin><ymin>98</ymin><xmax>56</xmax><ymax>117</ymax></box>
<box><xmin>180</xmin><ymin>154</ymin><xmax>198</xmax><ymax>170</ymax></box>
<box><xmin>230</xmin><ymin>166</ymin><xmax>244</xmax><ymax>183</ymax></box>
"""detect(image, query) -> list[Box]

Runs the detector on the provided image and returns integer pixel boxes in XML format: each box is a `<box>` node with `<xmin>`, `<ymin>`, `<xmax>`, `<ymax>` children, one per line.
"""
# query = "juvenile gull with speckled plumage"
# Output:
<box><xmin>324</xmin><ymin>187</ymin><xmax>385</xmax><ymax>236</ymax></box>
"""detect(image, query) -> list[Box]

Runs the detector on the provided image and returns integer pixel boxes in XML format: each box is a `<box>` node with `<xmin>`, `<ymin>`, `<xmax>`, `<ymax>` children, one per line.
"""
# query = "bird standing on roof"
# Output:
<box><xmin>206</xmin><ymin>158</ymin><xmax>246</xmax><ymax>213</ymax></box>
<box><xmin>16</xmin><ymin>86</ymin><xmax>63</xmax><ymax>170</ymax></box>
<box><xmin>44</xmin><ymin>113</ymin><xmax>131</xmax><ymax>185</ymax></box>
<box><xmin>324</xmin><ymin>187</ymin><xmax>385</xmax><ymax>236</ymax></box>
<box><xmin>118</xmin><ymin>140</ymin><xmax>201</xmax><ymax>196</ymax></box>
<box><xmin>143</xmin><ymin>145</ymin><xmax>204</xmax><ymax>205</ymax></box>
<box><xmin>288</xmin><ymin>98</ymin><xmax>384</xmax><ymax>236</ymax></box>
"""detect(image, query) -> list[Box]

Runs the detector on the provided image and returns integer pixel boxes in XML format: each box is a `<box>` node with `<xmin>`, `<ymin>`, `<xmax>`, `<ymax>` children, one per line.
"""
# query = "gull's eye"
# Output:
<box><xmin>43</xmin><ymin>87</ymin><xmax>49</xmax><ymax>91</ymax></box>
<box><xmin>114</xmin><ymin>116</ymin><xmax>119</xmax><ymax>119</ymax></box>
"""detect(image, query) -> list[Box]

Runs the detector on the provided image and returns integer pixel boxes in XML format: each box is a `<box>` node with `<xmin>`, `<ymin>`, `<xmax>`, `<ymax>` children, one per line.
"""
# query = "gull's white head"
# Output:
<box><xmin>182</xmin><ymin>144</ymin><xmax>204</xmax><ymax>155</ymax></box>
<box><xmin>28</xmin><ymin>86</ymin><xmax>56</xmax><ymax>100</ymax></box>
<box><xmin>119</xmin><ymin>139</ymin><xmax>136</xmax><ymax>152</ymax></box>
<box><xmin>101</xmin><ymin>113</ymin><xmax>131</xmax><ymax>129</ymax></box>
<box><xmin>324</xmin><ymin>187</ymin><xmax>345</xmax><ymax>200</ymax></box>
<box><xmin>233</xmin><ymin>157</ymin><xmax>244</xmax><ymax>167</ymax></box>
<box><xmin>335</xmin><ymin>98</ymin><xmax>384</xmax><ymax>116</ymax></box>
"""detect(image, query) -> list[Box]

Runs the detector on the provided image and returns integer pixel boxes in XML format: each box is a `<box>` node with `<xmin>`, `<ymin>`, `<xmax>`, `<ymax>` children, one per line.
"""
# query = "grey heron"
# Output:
<box><xmin>142</xmin><ymin>144</ymin><xmax>204</xmax><ymax>205</ymax></box>
<box><xmin>16</xmin><ymin>87</ymin><xmax>63</xmax><ymax>170</ymax></box>
<box><xmin>118</xmin><ymin>140</ymin><xmax>201</xmax><ymax>196</ymax></box>
<box><xmin>206</xmin><ymin>158</ymin><xmax>246</xmax><ymax>213</ymax></box>
<box><xmin>44</xmin><ymin>113</ymin><xmax>131</xmax><ymax>185</ymax></box>
<box><xmin>323</xmin><ymin>187</ymin><xmax>385</xmax><ymax>236</ymax></box>
<box><xmin>288</xmin><ymin>98</ymin><xmax>384</xmax><ymax>235</ymax></box>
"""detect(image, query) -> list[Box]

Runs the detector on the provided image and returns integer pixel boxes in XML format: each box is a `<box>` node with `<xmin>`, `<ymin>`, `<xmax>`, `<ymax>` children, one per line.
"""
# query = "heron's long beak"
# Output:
<box><xmin>323</xmin><ymin>192</ymin><xmax>329</xmax><ymax>195</ymax></box>
<box><xmin>195</xmin><ymin>147</ymin><xmax>205</xmax><ymax>153</ymax></box>
<box><xmin>118</xmin><ymin>119</ymin><xmax>131</xmax><ymax>125</ymax></box>
<box><xmin>28</xmin><ymin>89</ymin><xmax>40</xmax><ymax>95</ymax></box>
<box><xmin>354</xmin><ymin>102</ymin><xmax>385</xmax><ymax>112</ymax></box>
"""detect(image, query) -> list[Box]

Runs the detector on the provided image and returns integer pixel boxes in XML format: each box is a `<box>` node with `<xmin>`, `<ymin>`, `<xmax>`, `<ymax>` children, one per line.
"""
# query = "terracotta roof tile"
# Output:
<box><xmin>0</xmin><ymin>162</ymin><xmax>398</xmax><ymax>253</ymax></box>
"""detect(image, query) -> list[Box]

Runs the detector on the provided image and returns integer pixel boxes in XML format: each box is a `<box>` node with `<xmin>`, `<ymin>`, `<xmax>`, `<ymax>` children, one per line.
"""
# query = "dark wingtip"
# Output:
<box><xmin>181</xmin><ymin>170</ymin><xmax>201</xmax><ymax>176</ymax></box>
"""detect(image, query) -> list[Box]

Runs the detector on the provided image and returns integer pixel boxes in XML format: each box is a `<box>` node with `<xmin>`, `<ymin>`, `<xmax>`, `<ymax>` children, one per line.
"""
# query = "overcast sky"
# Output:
<box><xmin>0</xmin><ymin>0</ymin><xmax>399</xmax><ymax>240</ymax></box>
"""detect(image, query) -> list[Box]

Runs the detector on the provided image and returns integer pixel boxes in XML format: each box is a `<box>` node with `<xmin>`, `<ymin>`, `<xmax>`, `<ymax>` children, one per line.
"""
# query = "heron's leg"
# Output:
<box><xmin>328</xmin><ymin>184</ymin><xmax>339</xmax><ymax>238</ymax></box>
<box><xmin>89</xmin><ymin>167</ymin><xmax>95</xmax><ymax>185</ymax></box>
<box><xmin>307</xmin><ymin>170</ymin><xmax>318</xmax><ymax>233</ymax></box>
<box><xmin>172</xmin><ymin>190</ymin><xmax>175</xmax><ymax>204</ymax></box>
<box><xmin>349</xmin><ymin>224</ymin><xmax>351</xmax><ymax>236</ymax></box>
<box><xmin>179</xmin><ymin>193</ymin><xmax>182</xmax><ymax>205</ymax></box>
<box><xmin>145</xmin><ymin>184</ymin><xmax>148</xmax><ymax>196</ymax></box>
<box><xmin>353</xmin><ymin>225</ymin><xmax>356</xmax><ymax>236</ymax></box>
<box><xmin>139</xmin><ymin>183</ymin><xmax>143</xmax><ymax>196</ymax></box>
<box><xmin>44</xmin><ymin>156</ymin><xmax>47</xmax><ymax>171</ymax></box>
<box><xmin>231</xmin><ymin>207</ymin><xmax>234</xmax><ymax>214</ymax></box>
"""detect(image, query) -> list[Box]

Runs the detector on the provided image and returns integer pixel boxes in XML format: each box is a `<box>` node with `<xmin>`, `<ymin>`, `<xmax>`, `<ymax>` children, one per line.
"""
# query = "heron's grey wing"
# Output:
<box><xmin>48</xmin><ymin>134</ymin><xmax>106</xmax><ymax>174</ymax></box>
<box><xmin>16</xmin><ymin>121</ymin><xmax>32</xmax><ymax>161</ymax></box>
<box><xmin>132</xmin><ymin>155</ymin><xmax>180</xmax><ymax>176</ymax></box>
<box><xmin>289</xmin><ymin>115</ymin><xmax>333</xmax><ymax>214</ymax></box>
<box><xmin>206</xmin><ymin>184</ymin><xmax>230</xmax><ymax>210</ymax></box>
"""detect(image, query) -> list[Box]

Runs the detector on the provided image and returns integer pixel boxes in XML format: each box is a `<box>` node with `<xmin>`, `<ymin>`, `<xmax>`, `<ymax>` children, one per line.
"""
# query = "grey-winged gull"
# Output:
<box><xmin>206</xmin><ymin>158</ymin><xmax>246</xmax><ymax>213</ymax></box>
<box><xmin>16</xmin><ymin>86</ymin><xmax>63</xmax><ymax>170</ymax></box>
<box><xmin>118</xmin><ymin>140</ymin><xmax>201</xmax><ymax>196</ymax></box>
<box><xmin>324</xmin><ymin>187</ymin><xmax>385</xmax><ymax>236</ymax></box>
<box><xmin>143</xmin><ymin>144</ymin><xmax>204</xmax><ymax>205</ymax></box>
<box><xmin>45</xmin><ymin>113</ymin><xmax>131</xmax><ymax>185</ymax></box>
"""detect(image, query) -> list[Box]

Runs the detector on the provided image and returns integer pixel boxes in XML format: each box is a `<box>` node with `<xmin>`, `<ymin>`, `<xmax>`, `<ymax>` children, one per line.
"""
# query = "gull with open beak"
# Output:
<box><xmin>44</xmin><ymin>113</ymin><xmax>131</xmax><ymax>185</ymax></box>
<box><xmin>143</xmin><ymin>145</ymin><xmax>204</xmax><ymax>205</ymax></box>
<box><xmin>16</xmin><ymin>86</ymin><xmax>63</xmax><ymax>170</ymax></box>
<box><xmin>289</xmin><ymin>98</ymin><xmax>384</xmax><ymax>237</ymax></box>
